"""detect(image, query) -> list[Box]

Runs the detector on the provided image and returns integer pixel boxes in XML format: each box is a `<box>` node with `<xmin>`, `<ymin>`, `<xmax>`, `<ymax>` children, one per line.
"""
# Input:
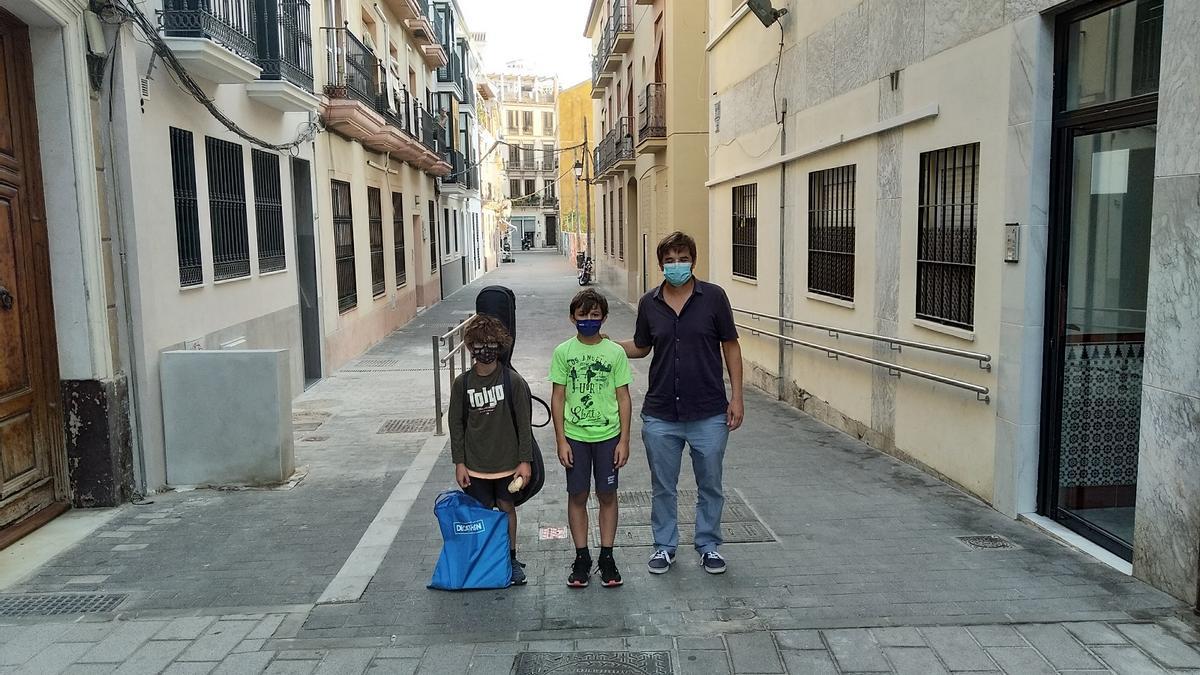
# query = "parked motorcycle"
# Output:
<box><xmin>577</xmin><ymin>257</ymin><xmax>594</xmax><ymax>286</ymax></box>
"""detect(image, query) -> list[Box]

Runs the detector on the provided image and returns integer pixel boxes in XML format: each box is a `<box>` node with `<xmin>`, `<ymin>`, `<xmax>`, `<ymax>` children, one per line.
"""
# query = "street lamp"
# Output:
<box><xmin>573</xmin><ymin>159</ymin><xmax>583</xmax><ymax>181</ymax></box>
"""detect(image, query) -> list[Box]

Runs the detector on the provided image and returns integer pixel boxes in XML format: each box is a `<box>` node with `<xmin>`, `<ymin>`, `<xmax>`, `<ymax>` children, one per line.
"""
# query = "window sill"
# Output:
<box><xmin>180</xmin><ymin>283</ymin><xmax>204</xmax><ymax>292</ymax></box>
<box><xmin>373</xmin><ymin>292</ymin><xmax>387</xmax><ymax>301</ymax></box>
<box><xmin>259</xmin><ymin>269</ymin><xmax>288</xmax><ymax>278</ymax></box>
<box><xmin>912</xmin><ymin>317</ymin><xmax>976</xmax><ymax>342</ymax></box>
<box><xmin>806</xmin><ymin>292</ymin><xmax>854</xmax><ymax>309</ymax></box>
<box><xmin>731</xmin><ymin>275</ymin><xmax>758</xmax><ymax>286</ymax></box>
<box><xmin>213</xmin><ymin>275</ymin><xmax>252</xmax><ymax>287</ymax></box>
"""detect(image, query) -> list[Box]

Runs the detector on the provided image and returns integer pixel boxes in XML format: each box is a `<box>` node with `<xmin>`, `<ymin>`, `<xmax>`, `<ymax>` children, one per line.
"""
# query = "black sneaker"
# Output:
<box><xmin>700</xmin><ymin>551</ymin><xmax>727</xmax><ymax>575</ymax></box>
<box><xmin>598</xmin><ymin>555</ymin><xmax>623</xmax><ymax>588</ymax></box>
<box><xmin>511</xmin><ymin>558</ymin><xmax>528</xmax><ymax>586</ymax></box>
<box><xmin>567</xmin><ymin>556</ymin><xmax>591</xmax><ymax>588</ymax></box>
<box><xmin>647</xmin><ymin>549</ymin><xmax>675</xmax><ymax>575</ymax></box>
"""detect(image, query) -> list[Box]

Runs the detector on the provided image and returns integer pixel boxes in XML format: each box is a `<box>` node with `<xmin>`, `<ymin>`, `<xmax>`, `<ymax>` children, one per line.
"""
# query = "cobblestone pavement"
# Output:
<box><xmin>2</xmin><ymin>252</ymin><xmax>1198</xmax><ymax>673</ymax></box>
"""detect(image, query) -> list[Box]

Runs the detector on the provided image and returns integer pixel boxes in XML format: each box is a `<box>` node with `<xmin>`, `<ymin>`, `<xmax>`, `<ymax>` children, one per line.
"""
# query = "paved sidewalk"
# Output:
<box><xmin>2</xmin><ymin>252</ymin><xmax>1198</xmax><ymax>674</ymax></box>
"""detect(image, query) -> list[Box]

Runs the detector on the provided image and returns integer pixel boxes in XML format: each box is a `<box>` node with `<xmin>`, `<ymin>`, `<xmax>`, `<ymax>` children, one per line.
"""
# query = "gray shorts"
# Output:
<box><xmin>565</xmin><ymin>436</ymin><xmax>620</xmax><ymax>495</ymax></box>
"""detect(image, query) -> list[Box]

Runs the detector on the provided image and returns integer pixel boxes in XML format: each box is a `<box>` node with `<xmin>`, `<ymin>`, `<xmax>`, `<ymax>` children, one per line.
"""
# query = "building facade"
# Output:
<box><xmin>707</xmin><ymin>0</ymin><xmax>1199</xmax><ymax>607</ymax></box>
<box><xmin>584</xmin><ymin>0</ymin><xmax>709</xmax><ymax>304</ymax></box>
<box><xmin>474</xmin><ymin>72</ymin><xmax>507</xmax><ymax>271</ymax></box>
<box><xmin>557</xmin><ymin>79</ymin><xmax>593</xmax><ymax>262</ymax></box>
<box><xmin>493</xmin><ymin>69</ymin><xmax>560</xmax><ymax>251</ymax></box>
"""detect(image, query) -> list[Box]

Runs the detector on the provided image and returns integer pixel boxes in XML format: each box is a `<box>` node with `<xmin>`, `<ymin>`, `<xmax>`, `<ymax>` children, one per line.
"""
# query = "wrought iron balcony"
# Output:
<box><xmin>163</xmin><ymin>0</ymin><xmax>258</xmax><ymax>63</ymax></box>
<box><xmin>513</xmin><ymin>194</ymin><xmax>542</xmax><ymax>207</ymax></box>
<box><xmin>375</xmin><ymin>76</ymin><xmax>415</xmax><ymax>137</ymax></box>
<box><xmin>637</xmin><ymin>82</ymin><xmax>666</xmax><ymax>152</ymax></box>
<box><xmin>596</xmin><ymin>116</ymin><xmax>635</xmax><ymax>176</ymax></box>
<box><xmin>437</xmin><ymin>49</ymin><xmax>462</xmax><ymax>89</ymax></box>
<box><xmin>255</xmin><ymin>0</ymin><xmax>313</xmax><ymax>90</ymax></box>
<box><xmin>323</xmin><ymin>27</ymin><xmax>380</xmax><ymax>108</ymax></box>
<box><xmin>608</xmin><ymin>0</ymin><xmax>633</xmax><ymax>54</ymax></box>
<box><xmin>419</xmin><ymin>105</ymin><xmax>445</xmax><ymax>154</ymax></box>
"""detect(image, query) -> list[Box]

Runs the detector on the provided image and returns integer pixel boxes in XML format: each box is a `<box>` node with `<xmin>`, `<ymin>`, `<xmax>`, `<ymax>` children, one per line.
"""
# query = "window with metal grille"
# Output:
<box><xmin>429</xmin><ymin>200</ymin><xmax>438</xmax><ymax>273</ymax></box>
<box><xmin>617</xmin><ymin>187</ymin><xmax>624</xmax><ymax>260</ymax></box>
<box><xmin>917</xmin><ymin>142</ymin><xmax>979</xmax><ymax>330</ymax></box>
<box><xmin>732</xmin><ymin>184</ymin><xmax>757</xmax><ymax>279</ymax></box>
<box><xmin>393</xmin><ymin>192</ymin><xmax>406</xmax><ymax>287</ymax></box>
<box><xmin>509</xmin><ymin>179</ymin><xmax>521</xmax><ymax>198</ymax></box>
<box><xmin>808</xmin><ymin>165</ymin><xmax>856</xmax><ymax>301</ymax></box>
<box><xmin>542</xmin><ymin>111</ymin><xmax>554</xmax><ymax>134</ymax></box>
<box><xmin>331</xmin><ymin>180</ymin><xmax>357</xmax><ymax>311</ymax></box>
<box><xmin>443</xmin><ymin>208</ymin><xmax>451</xmax><ymax>258</ymax></box>
<box><xmin>252</xmin><ymin>150</ymin><xmax>286</xmax><ymax>274</ymax></box>
<box><xmin>368</xmin><ymin>187</ymin><xmax>385</xmax><ymax>297</ymax></box>
<box><xmin>170</xmin><ymin>127</ymin><xmax>202</xmax><ymax>287</ymax></box>
<box><xmin>205</xmin><ymin>137</ymin><xmax>251</xmax><ymax>281</ymax></box>
<box><xmin>601</xmin><ymin>195</ymin><xmax>608</xmax><ymax>256</ymax></box>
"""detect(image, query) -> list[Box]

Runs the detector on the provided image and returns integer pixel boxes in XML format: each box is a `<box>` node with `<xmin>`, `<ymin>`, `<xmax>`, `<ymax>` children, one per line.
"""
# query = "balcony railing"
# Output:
<box><xmin>596</xmin><ymin>116</ymin><xmax>635</xmax><ymax>175</ymax></box>
<box><xmin>323</xmin><ymin>27</ymin><xmax>379</xmax><ymax>108</ymax></box>
<box><xmin>163</xmin><ymin>0</ymin><xmax>258</xmax><ymax>62</ymax></box>
<box><xmin>638</xmin><ymin>82</ymin><xmax>666</xmax><ymax>142</ymax></box>
<box><xmin>437</xmin><ymin>48</ymin><xmax>461</xmax><ymax>88</ymax></box>
<box><xmin>608</xmin><ymin>0</ymin><xmax>633</xmax><ymax>40</ymax></box>
<box><xmin>256</xmin><ymin>0</ymin><xmax>313</xmax><ymax>89</ymax></box>
<box><xmin>376</xmin><ymin>74</ymin><xmax>416</xmax><ymax>137</ymax></box>
<box><xmin>419</xmin><ymin>105</ymin><xmax>444</xmax><ymax>153</ymax></box>
<box><xmin>513</xmin><ymin>194</ymin><xmax>542</xmax><ymax>207</ymax></box>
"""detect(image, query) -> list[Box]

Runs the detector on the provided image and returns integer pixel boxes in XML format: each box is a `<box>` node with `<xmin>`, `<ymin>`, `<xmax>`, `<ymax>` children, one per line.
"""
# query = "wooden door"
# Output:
<box><xmin>0</xmin><ymin>9</ymin><xmax>67</xmax><ymax>546</ymax></box>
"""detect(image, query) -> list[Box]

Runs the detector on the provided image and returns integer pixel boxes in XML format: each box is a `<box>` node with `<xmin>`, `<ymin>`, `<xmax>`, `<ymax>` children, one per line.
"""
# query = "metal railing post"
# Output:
<box><xmin>433</xmin><ymin>335</ymin><xmax>444</xmax><ymax>436</ymax></box>
<box><xmin>447</xmin><ymin>330</ymin><xmax>456</xmax><ymax>383</ymax></box>
<box><xmin>460</xmin><ymin>336</ymin><xmax>468</xmax><ymax>374</ymax></box>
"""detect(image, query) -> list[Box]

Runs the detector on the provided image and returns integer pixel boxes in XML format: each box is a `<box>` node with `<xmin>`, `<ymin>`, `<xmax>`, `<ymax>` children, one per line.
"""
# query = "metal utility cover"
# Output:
<box><xmin>343</xmin><ymin>358</ymin><xmax>431</xmax><ymax>372</ymax></box>
<box><xmin>0</xmin><ymin>593</ymin><xmax>127</xmax><ymax>617</ymax></box>
<box><xmin>378</xmin><ymin>418</ymin><xmax>436</xmax><ymax>434</ymax></box>
<box><xmin>956</xmin><ymin>534</ymin><xmax>1021</xmax><ymax>550</ymax></box>
<box><xmin>513</xmin><ymin>651</ymin><xmax>672</xmax><ymax>675</ymax></box>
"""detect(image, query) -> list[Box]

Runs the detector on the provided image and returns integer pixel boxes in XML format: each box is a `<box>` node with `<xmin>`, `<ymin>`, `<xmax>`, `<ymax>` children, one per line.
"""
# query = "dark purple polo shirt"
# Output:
<box><xmin>634</xmin><ymin>280</ymin><xmax>739</xmax><ymax>422</ymax></box>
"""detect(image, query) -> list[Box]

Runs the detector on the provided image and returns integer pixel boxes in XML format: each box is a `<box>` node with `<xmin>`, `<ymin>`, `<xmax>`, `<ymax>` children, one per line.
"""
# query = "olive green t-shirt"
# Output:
<box><xmin>548</xmin><ymin>337</ymin><xmax>632</xmax><ymax>442</ymax></box>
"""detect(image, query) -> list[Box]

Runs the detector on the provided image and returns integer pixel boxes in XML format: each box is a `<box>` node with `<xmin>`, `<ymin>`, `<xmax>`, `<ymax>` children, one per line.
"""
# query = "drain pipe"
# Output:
<box><xmin>776</xmin><ymin>96</ymin><xmax>788</xmax><ymax>402</ymax></box>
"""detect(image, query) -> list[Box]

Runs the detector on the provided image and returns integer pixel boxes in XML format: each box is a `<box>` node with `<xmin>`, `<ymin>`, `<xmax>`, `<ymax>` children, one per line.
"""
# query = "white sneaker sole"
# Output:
<box><xmin>647</xmin><ymin>565</ymin><xmax>671</xmax><ymax>575</ymax></box>
<box><xmin>703</xmin><ymin>565</ymin><xmax>727</xmax><ymax>575</ymax></box>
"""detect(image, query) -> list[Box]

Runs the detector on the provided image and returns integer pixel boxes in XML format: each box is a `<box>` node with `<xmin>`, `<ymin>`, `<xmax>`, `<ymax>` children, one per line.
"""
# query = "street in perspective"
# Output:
<box><xmin>1</xmin><ymin>0</ymin><xmax>1199</xmax><ymax>673</ymax></box>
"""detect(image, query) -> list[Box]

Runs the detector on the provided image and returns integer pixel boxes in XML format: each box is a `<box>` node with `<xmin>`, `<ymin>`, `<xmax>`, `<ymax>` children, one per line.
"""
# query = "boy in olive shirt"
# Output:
<box><xmin>449</xmin><ymin>315</ymin><xmax>533</xmax><ymax>586</ymax></box>
<box><xmin>549</xmin><ymin>290</ymin><xmax>632</xmax><ymax>588</ymax></box>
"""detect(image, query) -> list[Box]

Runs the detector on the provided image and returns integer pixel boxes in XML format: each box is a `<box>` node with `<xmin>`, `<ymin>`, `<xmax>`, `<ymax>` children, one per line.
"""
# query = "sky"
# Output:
<box><xmin>457</xmin><ymin>0</ymin><xmax>594</xmax><ymax>86</ymax></box>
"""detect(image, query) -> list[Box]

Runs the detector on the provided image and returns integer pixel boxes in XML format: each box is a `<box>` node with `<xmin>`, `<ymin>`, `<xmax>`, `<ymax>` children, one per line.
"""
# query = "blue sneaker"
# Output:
<box><xmin>647</xmin><ymin>549</ymin><xmax>675</xmax><ymax>575</ymax></box>
<box><xmin>700</xmin><ymin>551</ymin><xmax>727</xmax><ymax>575</ymax></box>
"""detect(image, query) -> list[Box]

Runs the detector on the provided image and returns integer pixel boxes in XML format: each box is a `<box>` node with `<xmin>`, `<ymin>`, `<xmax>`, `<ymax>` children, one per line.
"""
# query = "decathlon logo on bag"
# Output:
<box><xmin>453</xmin><ymin>520</ymin><xmax>486</xmax><ymax>535</ymax></box>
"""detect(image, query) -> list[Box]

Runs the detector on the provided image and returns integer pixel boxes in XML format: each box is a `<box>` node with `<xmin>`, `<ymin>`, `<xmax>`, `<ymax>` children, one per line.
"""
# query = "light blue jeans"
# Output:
<box><xmin>641</xmin><ymin>414</ymin><xmax>730</xmax><ymax>555</ymax></box>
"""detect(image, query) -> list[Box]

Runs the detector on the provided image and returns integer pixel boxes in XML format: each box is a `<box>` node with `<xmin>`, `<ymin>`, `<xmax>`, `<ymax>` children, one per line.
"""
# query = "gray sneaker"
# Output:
<box><xmin>647</xmin><ymin>549</ymin><xmax>675</xmax><ymax>574</ymax></box>
<box><xmin>700</xmin><ymin>551</ymin><xmax>727</xmax><ymax>575</ymax></box>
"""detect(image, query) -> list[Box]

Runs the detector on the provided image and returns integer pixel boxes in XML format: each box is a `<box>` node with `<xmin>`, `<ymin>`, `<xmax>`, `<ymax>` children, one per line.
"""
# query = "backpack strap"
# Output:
<box><xmin>503</xmin><ymin>367</ymin><xmax>519</xmax><ymax>435</ymax></box>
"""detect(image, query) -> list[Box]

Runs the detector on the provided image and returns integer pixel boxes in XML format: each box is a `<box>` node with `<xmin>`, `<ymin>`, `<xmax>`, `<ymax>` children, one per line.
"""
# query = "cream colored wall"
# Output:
<box><xmin>707</xmin><ymin>1</ymin><xmax>1016</xmax><ymax>503</ymax></box>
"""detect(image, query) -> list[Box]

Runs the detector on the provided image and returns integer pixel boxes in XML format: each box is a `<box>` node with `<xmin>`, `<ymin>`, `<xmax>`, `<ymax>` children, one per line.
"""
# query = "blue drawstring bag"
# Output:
<box><xmin>428</xmin><ymin>490</ymin><xmax>512</xmax><ymax>590</ymax></box>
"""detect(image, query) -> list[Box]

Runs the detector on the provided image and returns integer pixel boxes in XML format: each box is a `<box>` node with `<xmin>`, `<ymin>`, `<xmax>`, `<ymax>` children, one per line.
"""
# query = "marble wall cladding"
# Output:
<box><xmin>1142</xmin><ymin>175</ymin><xmax>1200</xmax><ymax>399</ymax></box>
<box><xmin>993</xmin><ymin>418</ymin><xmax>1041</xmax><ymax>516</ymax></box>
<box><xmin>877</xmin><ymin>130</ymin><xmax>903</xmax><ymax>200</ymax></box>
<box><xmin>924</xmin><ymin>0</ymin><xmax>1005</xmax><ymax>59</ymax></box>
<box><xmin>878</xmin><ymin>77</ymin><xmax>905</xmax><ymax>121</ymax></box>
<box><xmin>835</xmin><ymin>3</ymin><xmax>871</xmax><ymax>95</ymax></box>
<box><xmin>1133</xmin><ymin>386</ymin><xmax>1200</xmax><ymax>603</ymax></box>
<box><xmin>871</xmin><ymin>317</ymin><xmax>900</xmax><ymax>439</ymax></box>
<box><xmin>806</xmin><ymin>19</ymin><xmax>838</xmax><ymax>108</ymax></box>
<box><xmin>721</xmin><ymin>54</ymin><xmax>788</xmax><ymax>140</ymax></box>
<box><xmin>1008</xmin><ymin>15</ymin><xmax>1054</xmax><ymax>126</ymax></box>
<box><xmin>1157</xmin><ymin>0</ymin><xmax>1200</xmax><ymax>178</ymax></box>
<box><xmin>995</xmin><ymin>321</ymin><xmax>1043</xmax><ymax>425</ymax></box>
<box><xmin>868</xmin><ymin>0</ymin><xmax>925</xmax><ymax>80</ymax></box>
<box><xmin>875</xmin><ymin>198</ymin><xmax>903</xmax><ymax>323</ymax></box>
<box><xmin>1003</xmin><ymin>0</ymin><xmax>1064</xmax><ymax>22</ymax></box>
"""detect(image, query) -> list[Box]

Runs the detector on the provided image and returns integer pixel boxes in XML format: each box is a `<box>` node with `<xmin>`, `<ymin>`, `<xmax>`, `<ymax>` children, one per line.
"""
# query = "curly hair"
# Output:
<box><xmin>463</xmin><ymin>314</ymin><xmax>513</xmax><ymax>350</ymax></box>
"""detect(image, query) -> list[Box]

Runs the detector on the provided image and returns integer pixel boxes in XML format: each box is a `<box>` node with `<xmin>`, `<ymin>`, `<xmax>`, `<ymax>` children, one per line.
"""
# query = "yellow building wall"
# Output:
<box><xmin>558</xmin><ymin>80</ymin><xmax>593</xmax><ymax>259</ymax></box>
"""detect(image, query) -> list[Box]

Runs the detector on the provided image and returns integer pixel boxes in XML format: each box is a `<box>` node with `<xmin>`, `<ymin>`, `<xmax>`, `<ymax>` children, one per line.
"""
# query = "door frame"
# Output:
<box><xmin>290</xmin><ymin>157</ymin><xmax>322</xmax><ymax>386</ymax></box>
<box><xmin>1036</xmin><ymin>0</ymin><xmax>1161</xmax><ymax>561</ymax></box>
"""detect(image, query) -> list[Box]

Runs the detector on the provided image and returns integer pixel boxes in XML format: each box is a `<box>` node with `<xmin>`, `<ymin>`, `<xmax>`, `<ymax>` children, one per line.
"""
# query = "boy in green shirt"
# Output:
<box><xmin>549</xmin><ymin>289</ymin><xmax>632</xmax><ymax>588</ymax></box>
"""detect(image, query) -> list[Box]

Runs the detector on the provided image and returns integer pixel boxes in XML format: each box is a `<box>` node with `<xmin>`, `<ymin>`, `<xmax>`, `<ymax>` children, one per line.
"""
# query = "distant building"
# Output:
<box><xmin>557</xmin><ymin>80</ymin><xmax>594</xmax><ymax>262</ymax></box>
<box><xmin>491</xmin><ymin>69</ymin><xmax>561</xmax><ymax>251</ymax></box>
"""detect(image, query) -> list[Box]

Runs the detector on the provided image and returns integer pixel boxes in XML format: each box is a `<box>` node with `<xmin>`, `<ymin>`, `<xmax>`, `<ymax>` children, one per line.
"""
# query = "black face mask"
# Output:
<box><xmin>473</xmin><ymin>345</ymin><xmax>500</xmax><ymax>364</ymax></box>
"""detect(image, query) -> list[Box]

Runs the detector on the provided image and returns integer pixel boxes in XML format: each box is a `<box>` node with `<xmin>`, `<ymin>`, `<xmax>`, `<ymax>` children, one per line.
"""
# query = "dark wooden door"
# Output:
<box><xmin>0</xmin><ymin>9</ymin><xmax>67</xmax><ymax>544</ymax></box>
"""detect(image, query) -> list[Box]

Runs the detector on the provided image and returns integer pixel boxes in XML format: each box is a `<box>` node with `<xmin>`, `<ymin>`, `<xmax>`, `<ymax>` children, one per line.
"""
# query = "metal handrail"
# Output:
<box><xmin>733</xmin><ymin>307</ymin><xmax>992</xmax><ymax>371</ymax></box>
<box><xmin>432</xmin><ymin>313</ymin><xmax>475</xmax><ymax>435</ymax></box>
<box><xmin>736</xmin><ymin>322</ymin><xmax>991</xmax><ymax>402</ymax></box>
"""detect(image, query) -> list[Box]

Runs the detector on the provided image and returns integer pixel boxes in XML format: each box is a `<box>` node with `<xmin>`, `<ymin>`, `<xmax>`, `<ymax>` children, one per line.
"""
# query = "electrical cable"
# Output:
<box><xmin>773</xmin><ymin>22</ymin><xmax>784</xmax><ymax>125</ymax></box>
<box><xmin>98</xmin><ymin>0</ymin><xmax>321</xmax><ymax>154</ymax></box>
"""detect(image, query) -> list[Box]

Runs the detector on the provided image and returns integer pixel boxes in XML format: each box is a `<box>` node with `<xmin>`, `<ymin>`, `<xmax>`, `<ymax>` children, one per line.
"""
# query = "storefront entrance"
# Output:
<box><xmin>1040</xmin><ymin>0</ymin><xmax>1163</xmax><ymax>560</ymax></box>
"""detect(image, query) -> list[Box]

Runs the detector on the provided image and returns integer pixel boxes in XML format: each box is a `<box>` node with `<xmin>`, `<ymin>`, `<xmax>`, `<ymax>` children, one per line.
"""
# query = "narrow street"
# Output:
<box><xmin>1</xmin><ymin>253</ymin><xmax>1197</xmax><ymax>674</ymax></box>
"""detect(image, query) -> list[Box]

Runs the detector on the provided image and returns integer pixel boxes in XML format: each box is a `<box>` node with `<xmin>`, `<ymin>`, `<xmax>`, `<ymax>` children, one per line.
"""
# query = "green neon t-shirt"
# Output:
<box><xmin>548</xmin><ymin>337</ymin><xmax>632</xmax><ymax>442</ymax></box>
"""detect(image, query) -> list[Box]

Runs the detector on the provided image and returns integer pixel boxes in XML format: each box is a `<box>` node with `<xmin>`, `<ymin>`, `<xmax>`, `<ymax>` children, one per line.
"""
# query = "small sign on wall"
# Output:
<box><xmin>1004</xmin><ymin>223</ymin><xmax>1020</xmax><ymax>263</ymax></box>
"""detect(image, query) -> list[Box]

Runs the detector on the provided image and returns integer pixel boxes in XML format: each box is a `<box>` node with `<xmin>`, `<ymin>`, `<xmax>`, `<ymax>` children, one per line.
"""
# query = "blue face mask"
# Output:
<box><xmin>576</xmin><ymin>319</ymin><xmax>603</xmax><ymax>337</ymax></box>
<box><xmin>663</xmin><ymin>262</ymin><xmax>693</xmax><ymax>287</ymax></box>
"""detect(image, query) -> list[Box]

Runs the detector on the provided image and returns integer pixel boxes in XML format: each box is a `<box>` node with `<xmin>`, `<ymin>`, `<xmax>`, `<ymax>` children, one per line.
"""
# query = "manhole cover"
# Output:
<box><xmin>616</xmin><ymin>503</ymin><xmax>759</xmax><ymax>527</ymax></box>
<box><xmin>591</xmin><ymin>489</ymin><xmax>745</xmax><ymax>508</ymax></box>
<box><xmin>514</xmin><ymin>651</ymin><xmax>672</xmax><ymax>675</ymax></box>
<box><xmin>956</xmin><ymin>534</ymin><xmax>1021</xmax><ymax>550</ymax></box>
<box><xmin>0</xmin><ymin>593</ymin><xmax>127</xmax><ymax>617</ymax></box>
<box><xmin>343</xmin><ymin>358</ymin><xmax>431</xmax><ymax>372</ymax></box>
<box><xmin>378</xmin><ymin>418</ymin><xmax>436</xmax><ymax>434</ymax></box>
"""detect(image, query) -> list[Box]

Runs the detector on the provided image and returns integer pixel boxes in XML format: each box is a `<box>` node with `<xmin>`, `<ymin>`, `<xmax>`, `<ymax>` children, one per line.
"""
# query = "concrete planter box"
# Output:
<box><xmin>161</xmin><ymin>350</ymin><xmax>295</xmax><ymax>487</ymax></box>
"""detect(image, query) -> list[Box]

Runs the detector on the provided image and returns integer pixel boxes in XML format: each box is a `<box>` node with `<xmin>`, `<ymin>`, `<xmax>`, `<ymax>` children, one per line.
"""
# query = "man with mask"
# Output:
<box><xmin>618</xmin><ymin>232</ymin><xmax>744</xmax><ymax>576</ymax></box>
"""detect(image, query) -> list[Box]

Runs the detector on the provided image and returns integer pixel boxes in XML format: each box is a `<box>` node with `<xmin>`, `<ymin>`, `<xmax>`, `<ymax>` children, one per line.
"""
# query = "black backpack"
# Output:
<box><xmin>462</xmin><ymin>286</ymin><xmax>548</xmax><ymax>506</ymax></box>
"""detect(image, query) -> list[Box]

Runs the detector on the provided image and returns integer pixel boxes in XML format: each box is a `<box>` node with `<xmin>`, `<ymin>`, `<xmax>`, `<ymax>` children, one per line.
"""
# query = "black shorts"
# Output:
<box><xmin>464</xmin><ymin>475</ymin><xmax>515</xmax><ymax>509</ymax></box>
<box><xmin>565</xmin><ymin>436</ymin><xmax>620</xmax><ymax>495</ymax></box>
